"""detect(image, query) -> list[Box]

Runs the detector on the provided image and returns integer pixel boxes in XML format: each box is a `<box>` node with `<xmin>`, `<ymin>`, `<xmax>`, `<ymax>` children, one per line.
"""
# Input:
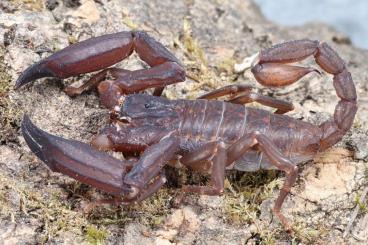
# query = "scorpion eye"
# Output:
<box><xmin>144</xmin><ymin>103</ymin><xmax>151</xmax><ymax>109</ymax></box>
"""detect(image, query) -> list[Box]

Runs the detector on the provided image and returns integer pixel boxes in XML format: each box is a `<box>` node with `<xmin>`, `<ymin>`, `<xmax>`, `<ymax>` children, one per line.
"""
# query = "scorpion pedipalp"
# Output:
<box><xmin>15</xmin><ymin>31</ymin><xmax>185</xmax><ymax>106</ymax></box>
<box><xmin>22</xmin><ymin>115</ymin><xmax>179</xmax><ymax>206</ymax></box>
<box><xmin>22</xmin><ymin>115</ymin><xmax>133</xmax><ymax>196</ymax></box>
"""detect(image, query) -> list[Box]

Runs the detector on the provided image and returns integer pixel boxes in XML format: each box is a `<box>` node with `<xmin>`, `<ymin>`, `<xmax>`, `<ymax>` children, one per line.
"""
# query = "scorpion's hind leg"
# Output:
<box><xmin>174</xmin><ymin>133</ymin><xmax>264</xmax><ymax>206</ymax></box>
<box><xmin>198</xmin><ymin>84</ymin><xmax>294</xmax><ymax>114</ymax></box>
<box><xmin>255</xmin><ymin>133</ymin><xmax>298</xmax><ymax>232</ymax></box>
<box><xmin>226</xmin><ymin>132</ymin><xmax>297</xmax><ymax>231</ymax></box>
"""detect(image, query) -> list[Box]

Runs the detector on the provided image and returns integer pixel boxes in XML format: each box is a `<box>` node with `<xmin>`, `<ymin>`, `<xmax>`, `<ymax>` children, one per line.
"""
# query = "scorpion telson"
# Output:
<box><xmin>16</xmin><ymin>32</ymin><xmax>357</xmax><ymax>232</ymax></box>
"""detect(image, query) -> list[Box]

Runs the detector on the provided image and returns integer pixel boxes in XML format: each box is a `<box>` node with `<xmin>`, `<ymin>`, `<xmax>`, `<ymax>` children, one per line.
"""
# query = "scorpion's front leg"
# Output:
<box><xmin>172</xmin><ymin>141</ymin><xmax>228</xmax><ymax>206</ymax></box>
<box><xmin>15</xmin><ymin>31</ymin><xmax>185</xmax><ymax>105</ymax></box>
<box><xmin>198</xmin><ymin>84</ymin><xmax>294</xmax><ymax>114</ymax></box>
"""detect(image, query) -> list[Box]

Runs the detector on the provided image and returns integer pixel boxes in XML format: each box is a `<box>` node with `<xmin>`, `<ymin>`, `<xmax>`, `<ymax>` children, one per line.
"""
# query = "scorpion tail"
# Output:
<box><xmin>21</xmin><ymin>115</ymin><xmax>131</xmax><ymax>195</ymax></box>
<box><xmin>251</xmin><ymin>40</ymin><xmax>357</xmax><ymax>150</ymax></box>
<box><xmin>315</xmin><ymin>43</ymin><xmax>357</xmax><ymax>150</ymax></box>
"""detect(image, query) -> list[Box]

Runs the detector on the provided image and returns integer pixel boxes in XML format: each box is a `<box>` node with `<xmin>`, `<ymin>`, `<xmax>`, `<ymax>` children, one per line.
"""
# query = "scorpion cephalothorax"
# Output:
<box><xmin>16</xmin><ymin>31</ymin><xmax>357</xmax><ymax>232</ymax></box>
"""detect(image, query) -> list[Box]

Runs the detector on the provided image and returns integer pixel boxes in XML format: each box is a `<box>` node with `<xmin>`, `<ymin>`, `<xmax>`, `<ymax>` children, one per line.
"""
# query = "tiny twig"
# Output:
<box><xmin>185</xmin><ymin>73</ymin><xmax>202</xmax><ymax>84</ymax></box>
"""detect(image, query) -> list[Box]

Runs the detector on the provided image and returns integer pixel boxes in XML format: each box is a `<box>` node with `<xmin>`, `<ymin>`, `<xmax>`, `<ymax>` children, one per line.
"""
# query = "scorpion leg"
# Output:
<box><xmin>64</xmin><ymin>68</ymin><xmax>129</xmax><ymax>97</ymax></box>
<box><xmin>198</xmin><ymin>84</ymin><xmax>294</xmax><ymax>114</ymax></box>
<box><xmin>197</xmin><ymin>84</ymin><xmax>252</xmax><ymax>100</ymax></box>
<box><xmin>255</xmin><ymin>134</ymin><xmax>298</xmax><ymax>231</ymax></box>
<box><xmin>228</xmin><ymin>92</ymin><xmax>294</xmax><ymax>114</ymax></box>
<box><xmin>226</xmin><ymin>133</ymin><xmax>258</xmax><ymax>165</ymax></box>
<box><xmin>173</xmin><ymin>142</ymin><xmax>227</xmax><ymax>205</ymax></box>
<box><xmin>226</xmin><ymin>132</ymin><xmax>297</xmax><ymax>231</ymax></box>
<box><xmin>180</xmin><ymin>141</ymin><xmax>218</xmax><ymax>173</ymax></box>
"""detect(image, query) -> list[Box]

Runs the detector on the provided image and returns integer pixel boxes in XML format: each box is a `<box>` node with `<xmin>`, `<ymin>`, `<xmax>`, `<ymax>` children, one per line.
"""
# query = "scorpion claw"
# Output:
<box><xmin>21</xmin><ymin>114</ymin><xmax>50</xmax><ymax>163</ymax></box>
<box><xmin>21</xmin><ymin>115</ymin><xmax>131</xmax><ymax>196</ymax></box>
<box><xmin>15</xmin><ymin>62</ymin><xmax>56</xmax><ymax>89</ymax></box>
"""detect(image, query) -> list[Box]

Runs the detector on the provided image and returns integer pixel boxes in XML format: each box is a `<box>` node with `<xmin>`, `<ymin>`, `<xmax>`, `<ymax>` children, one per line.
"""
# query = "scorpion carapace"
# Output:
<box><xmin>16</xmin><ymin>31</ymin><xmax>357</xmax><ymax>231</ymax></box>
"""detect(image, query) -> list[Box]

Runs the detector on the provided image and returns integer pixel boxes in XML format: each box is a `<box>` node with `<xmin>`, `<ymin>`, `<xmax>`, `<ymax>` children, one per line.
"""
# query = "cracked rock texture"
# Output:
<box><xmin>0</xmin><ymin>0</ymin><xmax>368</xmax><ymax>244</ymax></box>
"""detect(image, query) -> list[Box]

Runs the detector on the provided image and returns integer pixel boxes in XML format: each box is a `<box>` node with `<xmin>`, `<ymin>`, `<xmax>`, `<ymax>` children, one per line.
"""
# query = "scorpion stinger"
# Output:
<box><xmin>250</xmin><ymin>40</ymin><xmax>357</xmax><ymax>149</ymax></box>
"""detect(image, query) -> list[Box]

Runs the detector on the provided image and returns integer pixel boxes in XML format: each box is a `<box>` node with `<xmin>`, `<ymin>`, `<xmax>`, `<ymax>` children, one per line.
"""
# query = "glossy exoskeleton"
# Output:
<box><xmin>16</xmin><ymin>31</ymin><xmax>357</xmax><ymax>231</ymax></box>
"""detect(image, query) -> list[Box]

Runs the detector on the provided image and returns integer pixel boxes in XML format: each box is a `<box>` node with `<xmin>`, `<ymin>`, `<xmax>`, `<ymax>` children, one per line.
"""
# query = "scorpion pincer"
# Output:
<box><xmin>16</xmin><ymin>31</ymin><xmax>357</xmax><ymax>231</ymax></box>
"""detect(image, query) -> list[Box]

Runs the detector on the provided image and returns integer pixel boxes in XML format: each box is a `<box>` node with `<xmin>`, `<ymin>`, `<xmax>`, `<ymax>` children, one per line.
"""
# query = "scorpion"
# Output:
<box><xmin>15</xmin><ymin>30</ymin><xmax>357</xmax><ymax>231</ymax></box>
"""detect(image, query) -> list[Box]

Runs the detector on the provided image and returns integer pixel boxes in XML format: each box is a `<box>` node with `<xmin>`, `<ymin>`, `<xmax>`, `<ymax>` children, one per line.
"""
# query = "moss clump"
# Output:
<box><xmin>291</xmin><ymin>222</ymin><xmax>323</xmax><ymax>244</ymax></box>
<box><xmin>85</xmin><ymin>226</ymin><xmax>108</xmax><ymax>245</ymax></box>
<box><xmin>355</xmin><ymin>192</ymin><xmax>368</xmax><ymax>213</ymax></box>
<box><xmin>121</xmin><ymin>10</ymin><xmax>139</xmax><ymax>30</ymax></box>
<box><xmin>0</xmin><ymin>48</ymin><xmax>22</xmax><ymax>144</ymax></box>
<box><xmin>224</xmin><ymin>170</ymin><xmax>280</xmax><ymax>225</ymax></box>
<box><xmin>0</xmin><ymin>49</ymin><xmax>11</xmax><ymax>98</ymax></box>
<box><xmin>169</xmin><ymin>17</ymin><xmax>237</xmax><ymax>100</ymax></box>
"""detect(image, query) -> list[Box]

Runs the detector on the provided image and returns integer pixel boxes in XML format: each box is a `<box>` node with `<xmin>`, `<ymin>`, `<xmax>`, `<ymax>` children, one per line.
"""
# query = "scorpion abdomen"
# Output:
<box><xmin>233</xmin><ymin>112</ymin><xmax>322</xmax><ymax>171</ymax></box>
<box><xmin>178</xmin><ymin>99</ymin><xmax>322</xmax><ymax>171</ymax></box>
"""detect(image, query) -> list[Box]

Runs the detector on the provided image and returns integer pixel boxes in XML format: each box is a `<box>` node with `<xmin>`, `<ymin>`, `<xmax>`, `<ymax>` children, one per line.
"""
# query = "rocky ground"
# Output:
<box><xmin>0</xmin><ymin>0</ymin><xmax>368</xmax><ymax>244</ymax></box>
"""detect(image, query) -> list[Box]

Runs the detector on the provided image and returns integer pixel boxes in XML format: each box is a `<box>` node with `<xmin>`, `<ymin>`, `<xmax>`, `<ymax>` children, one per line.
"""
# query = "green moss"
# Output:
<box><xmin>0</xmin><ymin>48</ymin><xmax>11</xmax><ymax>96</ymax></box>
<box><xmin>355</xmin><ymin>193</ymin><xmax>368</xmax><ymax>213</ymax></box>
<box><xmin>169</xmin><ymin>18</ymin><xmax>237</xmax><ymax>100</ymax></box>
<box><xmin>223</xmin><ymin>170</ymin><xmax>280</xmax><ymax>225</ymax></box>
<box><xmin>125</xmin><ymin>188</ymin><xmax>173</xmax><ymax>228</ymax></box>
<box><xmin>85</xmin><ymin>226</ymin><xmax>108</xmax><ymax>245</ymax></box>
<box><xmin>0</xmin><ymin>47</ymin><xmax>21</xmax><ymax>144</ymax></box>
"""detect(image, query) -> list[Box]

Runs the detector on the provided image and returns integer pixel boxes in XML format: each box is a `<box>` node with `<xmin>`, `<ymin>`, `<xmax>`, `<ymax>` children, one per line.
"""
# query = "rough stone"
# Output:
<box><xmin>0</xmin><ymin>0</ymin><xmax>367</xmax><ymax>244</ymax></box>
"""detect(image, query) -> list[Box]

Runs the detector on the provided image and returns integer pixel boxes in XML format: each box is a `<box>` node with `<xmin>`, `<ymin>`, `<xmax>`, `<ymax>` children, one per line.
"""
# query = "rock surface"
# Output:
<box><xmin>0</xmin><ymin>0</ymin><xmax>367</xmax><ymax>244</ymax></box>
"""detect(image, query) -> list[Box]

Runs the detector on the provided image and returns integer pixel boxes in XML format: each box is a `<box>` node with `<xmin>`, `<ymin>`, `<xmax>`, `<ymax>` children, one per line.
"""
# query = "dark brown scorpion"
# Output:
<box><xmin>15</xmin><ymin>31</ymin><xmax>357</xmax><ymax>231</ymax></box>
